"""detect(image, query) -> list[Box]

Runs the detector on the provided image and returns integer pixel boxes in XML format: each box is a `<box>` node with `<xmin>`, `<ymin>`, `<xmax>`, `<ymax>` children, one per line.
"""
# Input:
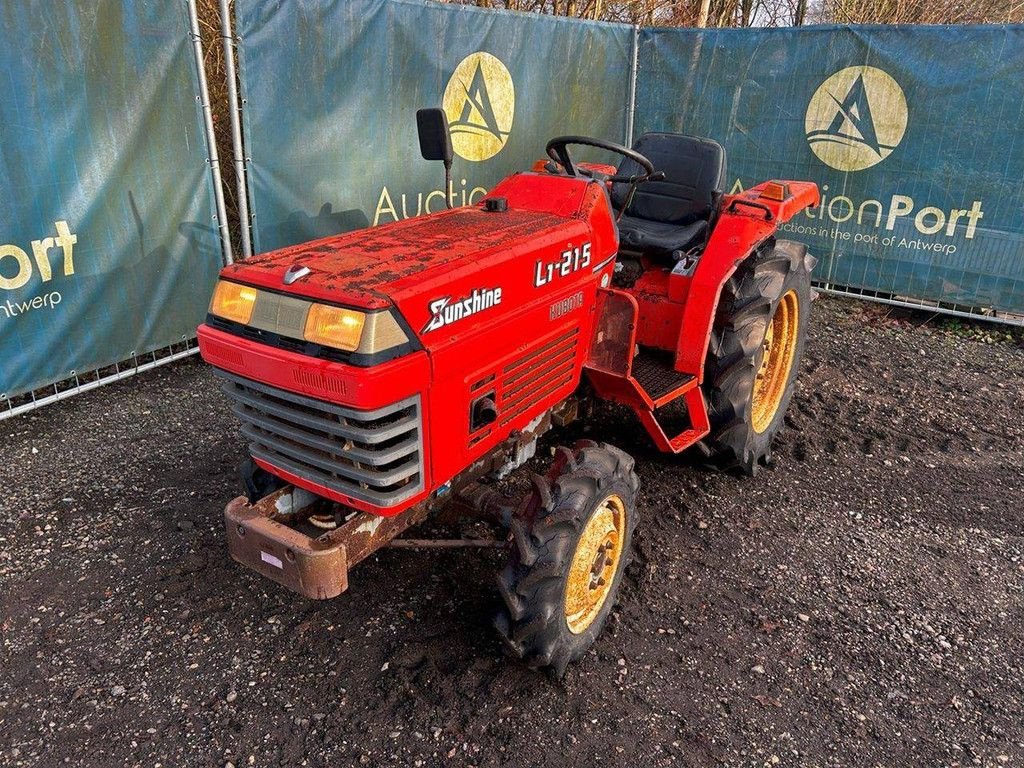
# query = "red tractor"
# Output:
<box><xmin>197</xmin><ymin>109</ymin><xmax>819</xmax><ymax>674</ymax></box>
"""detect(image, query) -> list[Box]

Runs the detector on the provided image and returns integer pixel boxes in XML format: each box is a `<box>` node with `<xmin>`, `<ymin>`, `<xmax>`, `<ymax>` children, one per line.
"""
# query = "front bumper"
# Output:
<box><xmin>224</xmin><ymin>486</ymin><xmax>427</xmax><ymax>599</ymax></box>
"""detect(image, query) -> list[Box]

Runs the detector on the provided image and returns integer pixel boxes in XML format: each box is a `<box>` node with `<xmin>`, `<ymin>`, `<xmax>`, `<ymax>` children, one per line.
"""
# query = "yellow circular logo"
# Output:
<box><xmin>442</xmin><ymin>52</ymin><xmax>514</xmax><ymax>162</ymax></box>
<box><xmin>805</xmin><ymin>66</ymin><xmax>908</xmax><ymax>172</ymax></box>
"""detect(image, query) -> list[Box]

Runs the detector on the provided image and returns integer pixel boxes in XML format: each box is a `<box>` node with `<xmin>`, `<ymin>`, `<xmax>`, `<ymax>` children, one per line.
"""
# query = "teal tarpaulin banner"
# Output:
<box><xmin>0</xmin><ymin>2</ymin><xmax>223</xmax><ymax>399</ymax></box>
<box><xmin>236</xmin><ymin>0</ymin><xmax>634</xmax><ymax>253</ymax></box>
<box><xmin>636</xmin><ymin>25</ymin><xmax>1024</xmax><ymax>315</ymax></box>
<box><xmin>236</xmin><ymin>3</ymin><xmax>1023</xmax><ymax>317</ymax></box>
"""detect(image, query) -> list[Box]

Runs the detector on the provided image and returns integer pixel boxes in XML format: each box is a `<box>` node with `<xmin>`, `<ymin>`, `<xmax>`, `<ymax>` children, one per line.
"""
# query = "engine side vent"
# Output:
<box><xmin>497</xmin><ymin>327</ymin><xmax>579</xmax><ymax>427</ymax></box>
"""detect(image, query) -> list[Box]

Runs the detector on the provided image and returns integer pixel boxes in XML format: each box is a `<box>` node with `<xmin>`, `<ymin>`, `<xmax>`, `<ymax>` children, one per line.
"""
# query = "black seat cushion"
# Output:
<box><xmin>618</xmin><ymin>217</ymin><xmax>708</xmax><ymax>255</ymax></box>
<box><xmin>612</xmin><ymin>132</ymin><xmax>726</xmax><ymax>256</ymax></box>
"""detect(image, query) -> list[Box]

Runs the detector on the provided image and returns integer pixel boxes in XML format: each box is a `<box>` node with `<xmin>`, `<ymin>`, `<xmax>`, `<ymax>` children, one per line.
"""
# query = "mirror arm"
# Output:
<box><xmin>444</xmin><ymin>158</ymin><xmax>453</xmax><ymax>210</ymax></box>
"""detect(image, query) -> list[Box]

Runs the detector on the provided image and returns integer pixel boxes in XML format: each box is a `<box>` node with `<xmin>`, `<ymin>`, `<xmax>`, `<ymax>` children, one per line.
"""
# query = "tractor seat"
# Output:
<box><xmin>611</xmin><ymin>133</ymin><xmax>727</xmax><ymax>259</ymax></box>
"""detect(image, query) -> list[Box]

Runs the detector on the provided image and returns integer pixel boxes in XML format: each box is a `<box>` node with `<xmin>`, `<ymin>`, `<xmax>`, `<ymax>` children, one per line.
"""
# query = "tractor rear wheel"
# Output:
<box><xmin>702</xmin><ymin>238</ymin><xmax>814</xmax><ymax>474</ymax></box>
<box><xmin>494</xmin><ymin>441</ymin><xmax>639</xmax><ymax>676</ymax></box>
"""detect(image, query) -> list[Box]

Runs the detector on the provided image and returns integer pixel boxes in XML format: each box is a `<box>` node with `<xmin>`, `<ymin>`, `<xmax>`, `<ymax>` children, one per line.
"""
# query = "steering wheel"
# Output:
<box><xmin>545</xmin><ymin>135</ymin><xmax>656</xmax><ymax>183</ymax></box>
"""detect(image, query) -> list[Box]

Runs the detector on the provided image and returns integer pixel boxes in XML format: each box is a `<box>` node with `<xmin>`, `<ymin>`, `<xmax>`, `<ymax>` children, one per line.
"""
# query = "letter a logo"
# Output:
<box><xmin>806</xmin><ymin>66</ymin><xmax>908</xmax><ymax>172</ymax></box>
<box><xmin>443</xmin><ymin>52</ymin><xmax>514</xmax><ymax>162</ymax></box>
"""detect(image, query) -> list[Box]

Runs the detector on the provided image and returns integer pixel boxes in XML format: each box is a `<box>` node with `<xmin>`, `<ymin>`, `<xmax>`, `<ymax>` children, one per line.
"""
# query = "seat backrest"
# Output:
<box><xmin>611</xmin><ymin>133</ymin><xmax>727</xmax><ymax>225</ymax></box>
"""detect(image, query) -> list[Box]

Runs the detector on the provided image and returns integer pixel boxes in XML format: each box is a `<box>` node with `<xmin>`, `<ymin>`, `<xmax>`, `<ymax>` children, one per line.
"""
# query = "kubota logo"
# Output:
<box><xmin>442</xmin><ymin>52</ymin><xmax>514</xmax><ymax>162</ymax></box>
<box><xmin>805</xmin><ymin>66</ymin><xmax>908</xmax><ymax>172</ymax></box>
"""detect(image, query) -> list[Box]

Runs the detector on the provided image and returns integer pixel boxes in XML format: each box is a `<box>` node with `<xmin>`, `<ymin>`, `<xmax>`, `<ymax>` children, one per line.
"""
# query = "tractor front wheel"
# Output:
<box><xmin>494</xmin><ymin>441</ymin><xmax>639</xmax><ymax>676</ymax></box>
<box><xmin>702</xmin><ymin>238</ymin><xmax>814</xmax><ymax>473</ymax></box>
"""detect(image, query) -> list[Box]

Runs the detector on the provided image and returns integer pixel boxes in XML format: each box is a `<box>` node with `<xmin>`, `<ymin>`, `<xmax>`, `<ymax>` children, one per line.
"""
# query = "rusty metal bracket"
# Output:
<box><xmin>224</xmin><ymin>487</ymin><xmax>427</xmax><ymax>599</ymax></box>
<box><xmin>220</xmin><ymin>410</ymin><xmax>557</xmax><ymax>599</ymax></box>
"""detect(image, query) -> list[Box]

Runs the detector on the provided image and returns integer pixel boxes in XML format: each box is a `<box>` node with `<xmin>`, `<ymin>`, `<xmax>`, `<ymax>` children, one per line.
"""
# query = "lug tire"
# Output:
<box><xmin>494</xmin><ymin>441</ymin><xmax>640</xmax><ymax>677</ymax></box>
<box><xmin>702</xmin><ymin>238</ymin><xmax>814</xmax><ymax>474</ymax></box>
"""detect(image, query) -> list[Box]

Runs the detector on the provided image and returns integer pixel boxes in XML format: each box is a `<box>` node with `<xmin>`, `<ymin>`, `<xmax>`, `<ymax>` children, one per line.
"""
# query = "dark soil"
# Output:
<box><xmin>1</xmin><ymin>296</ymin><xmax>1022</xmax><ymax>767</ymax></box>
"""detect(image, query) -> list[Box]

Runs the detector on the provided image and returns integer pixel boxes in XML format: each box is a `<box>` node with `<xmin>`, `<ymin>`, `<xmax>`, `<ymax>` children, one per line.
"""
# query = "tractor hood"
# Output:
<box><xmin>217</xmin><ymin>173</ymin><xmax>618</xmax><ymax>340</ymax></box>
<box><xmin>225</xmin><ymin>206</ymin><xmax>563</xmax><ymax>311</ymax></box>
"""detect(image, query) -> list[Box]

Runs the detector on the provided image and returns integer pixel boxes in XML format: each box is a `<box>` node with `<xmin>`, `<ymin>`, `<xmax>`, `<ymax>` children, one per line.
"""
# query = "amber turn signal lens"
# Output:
<box><xmin>304</xmin><ymin>304</ymin><xmax>365</xmax><ymax>351</ymax></box>
<box><xmin>210</xmin><ymin>280</ymin><xmax>257</xmax><ymax>324</ymax></box>
<box><xmin>759</xmin><ymin>181</ymin><xmax>791</xmax><ymax>202</ymax></box>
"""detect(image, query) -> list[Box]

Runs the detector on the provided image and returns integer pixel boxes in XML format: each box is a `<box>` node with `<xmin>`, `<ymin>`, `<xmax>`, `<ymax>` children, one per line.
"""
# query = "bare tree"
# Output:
<box><xmin>438</xmin><ymin>0</ymin><xmax>1022</xmax><ymax>25</ymax></box>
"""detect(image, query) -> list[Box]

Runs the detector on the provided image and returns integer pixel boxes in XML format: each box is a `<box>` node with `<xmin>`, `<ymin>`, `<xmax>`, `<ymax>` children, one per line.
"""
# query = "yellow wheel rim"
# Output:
<box><xmin>751</xmin><ymin>290</ymin><xmax>800</xmax><ymax>434</ymax></box>
<box><xmin>564</xmin><ymin>494</ymin><xmax>626</xmax><ymax>635</ymax></box>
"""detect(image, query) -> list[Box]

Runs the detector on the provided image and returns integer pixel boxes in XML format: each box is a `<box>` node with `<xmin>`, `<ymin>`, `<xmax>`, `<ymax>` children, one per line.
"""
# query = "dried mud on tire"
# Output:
<box><xmin>1</xmin><ymin>296</ymin><xmax>1022</xmax><ymax>767</ymax></box>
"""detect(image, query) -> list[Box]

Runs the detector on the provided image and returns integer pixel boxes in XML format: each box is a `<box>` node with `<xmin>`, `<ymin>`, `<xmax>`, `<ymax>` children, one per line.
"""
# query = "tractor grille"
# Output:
<box><xmin>216</xmin><ymin>371</ymin><xmax>423</xmax><ymax>507</ymax></box>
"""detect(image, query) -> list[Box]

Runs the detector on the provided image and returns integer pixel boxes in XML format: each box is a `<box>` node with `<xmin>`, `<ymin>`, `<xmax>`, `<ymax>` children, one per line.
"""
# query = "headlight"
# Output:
<box><xmin>207</xmin><ymin>280</ymin><xmax>410</xmax><ymax>360</ymax></box>
<box><xmin>303</xmin><ymin>304</ymin><xmax>365</xmax><ymax>351</ymax></box>
<box><xmin>210</xmin><ymin>280</ymin><xmax>257</xmax><ymax>324</ymax></box>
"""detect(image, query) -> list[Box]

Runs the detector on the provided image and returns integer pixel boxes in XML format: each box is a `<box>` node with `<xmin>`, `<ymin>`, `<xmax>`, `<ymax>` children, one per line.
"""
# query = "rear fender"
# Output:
<box><xmin>674</xmin><ymin>180</ymin><xmax>819</xmax><ymax>380</ymax></box>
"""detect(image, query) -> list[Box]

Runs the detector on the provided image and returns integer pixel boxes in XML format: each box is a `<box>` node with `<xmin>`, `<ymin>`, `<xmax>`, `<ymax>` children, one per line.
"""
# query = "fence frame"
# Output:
<box><xmin>0</xmin><ymin>0</ymin><xmax>234</xmax><ymax>422</ymax></box>
<box><xmin>187</xmin><ymin>0</ymin><xmax>234</xmax><ymax>266</ymax></box>
<box><xmin>815</xmin><ymin>283</ymin><xmax>1024</xmax><ymax>325</ymax></box>
<box><xmin>3</xmin><ymin>4</ymin><xmax>1020</xmax><ymax>423</ymax></box>
<box><xmin>219</xmin><ymin>0</ymin><xmax>253</xmax><ymax>259</ymax></box>
<box><xmin>1</xmin><ymin>341</ymin><xmax>200</xmax><ymax>420</ymax></box>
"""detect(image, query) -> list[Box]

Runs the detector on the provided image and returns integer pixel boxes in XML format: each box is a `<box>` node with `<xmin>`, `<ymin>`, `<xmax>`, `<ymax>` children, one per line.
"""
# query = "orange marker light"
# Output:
<box><xmin>759</xmin><ymin>181</ymin><xmax>791</xmax><ymax>202</ymax></box>
<box><xmin>209</xmin><ymin>280</ymin><xmax>257</xmax><ymax>325</ymax></box>
<box><xmin>304</xmin><ymin>304</ymin><xmax>365</xmax><ymax>351</ymax></box>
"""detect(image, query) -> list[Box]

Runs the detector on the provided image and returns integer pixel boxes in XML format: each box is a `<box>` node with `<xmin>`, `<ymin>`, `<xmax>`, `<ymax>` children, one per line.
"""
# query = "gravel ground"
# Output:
<box><xmin>1</xmin><ymin>295</ymin><xmax>1022</xmax><ymax>767</ymax></box>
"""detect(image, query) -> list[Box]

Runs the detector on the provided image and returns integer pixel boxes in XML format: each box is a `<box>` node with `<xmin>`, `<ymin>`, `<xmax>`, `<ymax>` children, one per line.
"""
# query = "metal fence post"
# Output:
<box><xmin>185</xmin><ymin>0</ymin><xmax>234</xmax><ymax>265</ymax></box>
<box><xmin>219</xmin><ymin>0</ymin><xmax>252</xmax><ymax>259</ymax></box>
<box><xmin>626</xmin><ymin>24</ymin><xmax>639</xmax><ymax>147</ymax></box>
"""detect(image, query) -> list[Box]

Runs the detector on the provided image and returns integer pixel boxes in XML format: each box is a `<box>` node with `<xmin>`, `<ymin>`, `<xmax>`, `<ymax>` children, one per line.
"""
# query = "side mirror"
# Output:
<box><xmin>416</xmin><ymin>108</ymin><xmax>453</xmax><ymax>167</ymax></box>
